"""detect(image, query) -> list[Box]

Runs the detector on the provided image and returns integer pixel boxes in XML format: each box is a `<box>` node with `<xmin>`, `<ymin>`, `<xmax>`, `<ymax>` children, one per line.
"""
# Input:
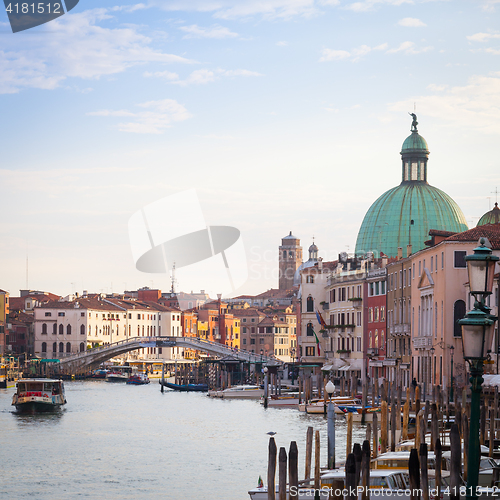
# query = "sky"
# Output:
<box><xmin>1</xmin><ymin>0</ymin><xmax>500</xmax><ymax>299</ymax></box>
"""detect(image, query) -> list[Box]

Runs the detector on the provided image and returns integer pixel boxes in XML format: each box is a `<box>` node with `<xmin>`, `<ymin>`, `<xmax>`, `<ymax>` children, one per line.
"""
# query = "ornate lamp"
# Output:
<box><xmin>465</xmin><ymin>239</ymin><xmax>498</xmax><ymax>299</ymax></box>
<box><xmin>459</xmin><ymin>309</ymin><xmax>495</xmax><ymax>361</ymax></box>
<box><xmin>459</xmin><ymin>238</ymin><xmax>498</xmax><ymax>500</ymax></box>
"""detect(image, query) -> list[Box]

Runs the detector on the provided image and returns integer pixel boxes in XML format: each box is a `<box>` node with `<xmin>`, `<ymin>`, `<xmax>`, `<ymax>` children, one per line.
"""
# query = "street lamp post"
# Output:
<box><xmin>263</xmin><ymin>366</ymin><xmax>269</xmax><ymax>409</ymax></box>
<box><xmin>326</xmin><ymin>380</ymin><xmax>336</xmax><ymax>469</ymax></box>
<box><xmin>450</xmin><ymin>345</ymin><xmax>454</xmax><ymax>403</ymax></box>
<box><xmin>459</xmin><ymin>238</ymin><xmax>498</xmax><ymax>500</ymax></box>
<box><xmin>430</xmin><ymin>346</ymin><xmax>435</xmax><ymax>388</ymax></box>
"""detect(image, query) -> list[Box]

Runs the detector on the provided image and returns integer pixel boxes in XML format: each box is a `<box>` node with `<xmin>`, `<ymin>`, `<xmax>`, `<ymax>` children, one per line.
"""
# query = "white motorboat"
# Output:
<box><xmin>12</xmin><ymin>379</ymin><xmax>66</xmax><ymax>412</ymax></box>
<box><xmin>209</xmin><ymin>385</ymin><xmax>264</xmax><ymax>399</ymax></box>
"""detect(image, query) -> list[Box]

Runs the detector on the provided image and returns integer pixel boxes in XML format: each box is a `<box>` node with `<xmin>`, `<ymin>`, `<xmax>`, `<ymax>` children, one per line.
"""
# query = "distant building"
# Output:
<box><xmin>279</xmin><ymin>232</ymin><xmax>302</xmax><ymax>290</ymax></box>
<box><xmin>33</xmin><ymin>297</ymin><xmax>182</xmax><ymax>362</ymax></box>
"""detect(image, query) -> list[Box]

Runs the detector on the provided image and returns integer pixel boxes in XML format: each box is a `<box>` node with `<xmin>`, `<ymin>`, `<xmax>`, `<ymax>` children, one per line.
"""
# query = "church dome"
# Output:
<box><xmin>477</xmin><ymin>203</ymin><xmax>500</xmax><ymax>226</ymax></box>
<box><xmin>401</xmin><ymin>132</ymin><xmax>429</xmax><ymax>153</ymax></box>
<box><xmin>355</xmin><ymin>115</ymin><xmax>468</xmax><ymax>257</ymax></box>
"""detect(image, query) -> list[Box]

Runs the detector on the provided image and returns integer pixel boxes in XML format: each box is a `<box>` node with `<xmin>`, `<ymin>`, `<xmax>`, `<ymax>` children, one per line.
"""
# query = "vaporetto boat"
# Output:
<box><xmin>12</xmin><ymin>379</ymin><xmax>66</xmax><ymax>413</ymax></box>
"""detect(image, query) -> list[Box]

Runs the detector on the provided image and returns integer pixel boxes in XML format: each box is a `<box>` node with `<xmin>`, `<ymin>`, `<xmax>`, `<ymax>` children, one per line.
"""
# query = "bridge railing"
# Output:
<box><xmin>59</xmin><ymin>335</ymin><xmax>280</xmax><ymax>366</ymax></box>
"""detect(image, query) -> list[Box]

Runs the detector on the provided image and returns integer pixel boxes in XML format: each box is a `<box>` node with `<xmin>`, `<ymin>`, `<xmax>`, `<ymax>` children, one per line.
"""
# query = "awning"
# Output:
<box><xmin>340</xmin><ymin>359</ymin><xmax>363</xmax><ymax>371</ymax></box>
<box><xmin>330</xmin><ymin>358</ymin><xmax>348</xmax><ymax>370</ymax></box>
<box><xmin>321</xmin><ymin>364</ymin><xmax>333</xmax><ymax>371</ymax></box>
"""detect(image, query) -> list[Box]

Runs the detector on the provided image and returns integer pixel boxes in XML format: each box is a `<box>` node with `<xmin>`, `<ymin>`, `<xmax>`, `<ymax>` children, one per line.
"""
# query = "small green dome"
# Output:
<box><xmin>355</xmin><ymin>183</ymin><xmax>468</xmax><ymax>257</ymax></box>
<box><xmin>477</xmin><ymin>203</ymin><xmax>500</xmax><ymax>226</ymax></box>
<box><xmin>401</xmin><ymin>131</ymin><xmax>429</xmax><ymax>153</ymax></box>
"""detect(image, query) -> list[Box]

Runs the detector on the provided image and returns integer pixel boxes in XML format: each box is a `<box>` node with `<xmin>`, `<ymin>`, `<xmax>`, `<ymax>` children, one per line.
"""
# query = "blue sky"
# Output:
<box><xmin>1</xmin><ymin>0</ymin><xmax>500</xmax><ymax>298</ymax></box>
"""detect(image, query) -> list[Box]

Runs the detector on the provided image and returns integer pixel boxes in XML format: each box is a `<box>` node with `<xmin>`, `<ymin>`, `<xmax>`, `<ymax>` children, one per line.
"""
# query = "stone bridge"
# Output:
<box><xmin>55</xmin><ymin>336</ymin><xmax>281</xmax><ymax>374</ymax></box>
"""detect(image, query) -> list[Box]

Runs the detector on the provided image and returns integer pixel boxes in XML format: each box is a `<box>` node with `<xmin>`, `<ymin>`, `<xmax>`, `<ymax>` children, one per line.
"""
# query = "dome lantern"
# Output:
<box><xmin>400</xmin><ymin>113</ymin><xmax>430</xmax><ymax>183</ymax></box>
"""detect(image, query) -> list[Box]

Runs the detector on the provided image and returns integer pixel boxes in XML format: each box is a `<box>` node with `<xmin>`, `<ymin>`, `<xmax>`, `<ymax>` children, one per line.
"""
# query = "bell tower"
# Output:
<box><xmin>279</xmin><ymin>232</ymin><xmax>302</xmax><ymax>290</ymax></box>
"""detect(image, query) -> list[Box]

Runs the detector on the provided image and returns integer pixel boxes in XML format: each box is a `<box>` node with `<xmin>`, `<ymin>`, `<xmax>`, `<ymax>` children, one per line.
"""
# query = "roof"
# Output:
<box><xmin>355</xmin><ymin>182</ymin><xmax>468</xmax><ymax>258</ymax></box>
<box><xmin>253</xmin><ymin>288</ymin><xmax>295</xmax><ymax>299</ymax></box>
<box><xmin>401</xmin><ymin>131</ymin><xmax>429</xmax><ymax>153</ymax></box>
<box><xmin>444</xmin><ymin>223</ymin><xmax>500</xmax><ymax>249</ymax></box>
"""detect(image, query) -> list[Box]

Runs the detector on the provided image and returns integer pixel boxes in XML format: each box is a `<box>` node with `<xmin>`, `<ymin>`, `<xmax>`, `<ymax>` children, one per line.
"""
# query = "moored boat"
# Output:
<box><xmin>209</xmin><ymin>385</ymin><xmax>264</xmax><ymax>399</ymax></box>
<box><xmin>161</xmin><ymin>381</ymin><xmax>208</xmax><ymax>392</ymax></box>
<box><xmin>12</xmin><ymin>379</ymin><xmax>66</xmax><ymax>412</ymax></box>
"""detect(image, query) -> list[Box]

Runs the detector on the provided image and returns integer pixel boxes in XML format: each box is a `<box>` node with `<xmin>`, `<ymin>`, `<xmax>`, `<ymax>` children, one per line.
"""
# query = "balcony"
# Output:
<box><xmin>412</xmin><ymin>336</ymin><xmax>433</xmax><ymax>348</ymax></box>
<box><xmin>321</xmin><ymin>302</ymin><xmax>329</xmax><ymax>311</ymax></box>
<box><xmin>348</xmin><ymin>297</ymin><xmax>363</xmax><ymax>308</ymax></box>
<box><xmin>337</xmin><ymin>349</ymin><xmax>351</xmax><ymax>358</ymax></box>
<box><xmin>394</xmin><ymin>324</ymin><xmax>411</xmax><ymax>336</ymax></box>
<box><xmin>367</xmin><ymin>348</ymin><xmax>379</xmax><ymax>356</ymax></box>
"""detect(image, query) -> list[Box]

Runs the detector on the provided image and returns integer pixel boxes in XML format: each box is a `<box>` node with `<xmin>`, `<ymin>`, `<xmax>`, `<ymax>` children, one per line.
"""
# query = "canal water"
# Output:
<box><xmin>0</xmin><ymin>381</ymin><xmax>367</xmax><ymax>499</ymax></box>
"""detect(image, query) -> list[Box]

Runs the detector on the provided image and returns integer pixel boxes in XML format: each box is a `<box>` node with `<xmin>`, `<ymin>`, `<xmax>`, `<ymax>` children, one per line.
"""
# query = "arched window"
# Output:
<box><xmin>59</xmin><ymin>342</ymin><xmax>64</xmax><ymax>353</ymax></box>
<box><xmin>42</xmin><ymin>323</ymin><xmax>47</xmax><ymax>334</ymax></box>
<box><xmin>41</xmin><ymin>342</ymin><xmax>47</xmax><ymax>353</ymax></box>
<box><xmin>306</xmin><ymin>296</ymin><xmax>314</xmax><ymax>312</ymax></box>
<box><xmin>67</xmin><ymin>324</ymin><xmax>72</xmax><ymax>335</ymax></box>
<box><xmin>80</xmin><ymin>342</ymin><xmax>85</xmax><ymax>352</ymax></box>
<box><xmin>306</xmin><ymin>275</ymin><xmax>314</xmax><ymax>284</ymax></box>
<box><xmin>66</xmin><ymin>342</ymin><xmax>71</xmax><ymax>353</ymax></box>
<box><xmin>80</xmin><ymin>324</ymin><xmax>85</xmax><ymax>335</ymax></box>
<box><xmin>306</xmin><ymin>322</ymin><xmax>314</xmax><ymax>337</ymax></box>
<box><xmin>52</xmin><ymin>342</ymin><xmax>57</xmax><ymax>353</ymax></box>
<box><xmin>52</xmin><ymin>323</ymin><xmax>57</xmax><ymax>335</ymax></box>
<box><xmin>59</xmin><ymin>324</ymin><xmax>63</xmax><ymax>335</ymax></box>
<box><xmin>453</xmin><ymin>300</ymin><xmax>466</xmax><ymax>337</ymax></box>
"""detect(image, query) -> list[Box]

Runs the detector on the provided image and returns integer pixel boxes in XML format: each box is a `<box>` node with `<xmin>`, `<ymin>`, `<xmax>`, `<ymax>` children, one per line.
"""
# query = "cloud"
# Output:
<box><xmin>319</xmin><ymin>43</ymin><xmax>388</xmax><ymax>62</ymax></box>
<box><xmin>398</xmin><ymin>17</ymin><xmax>426</xmax><ymax>27</ymax></box>
<box><xmin>88</xmin><ymin>99</ymin><xmax>192</xmax><ymax>134</ymax></box>
<box><xmin>143</xmin><ymin>70</ymin><xmax>180</xmax><ymax>80</ymax></box>
<box><xmin>388</xmin><ymin>72</ymin><xmax>500</xmax><ymax>134</ymax></box>
<box><xmin>0</xmin><ymin>8</ymin><xmax>194</xmax><ymax>94</ymax></box>
<box><xmin>345</xmin><ymin>0</ymin><xmax>413</xmax><ymax>12</ymax></box>
<box><xmin>467</xmin><ymin>32</ymin><xmax>500</xmax><ymax>43</ymax></box>
<box><xmin>179</xmin><ymin>24</ymin><xmax>239</xmax><ymax>38</ymax></box>
<box><xmin>148</xmin><ymin>0</ymin><xmax>325</xmax><ymax>19</ymax></box>
<box><xmin>276</xmin><ymin>41</ymin><xmax>288</xmax><ymax>46</ymax></box>
<box><xmin>386</xmin><ymin>41</ymin><xmax>433</xmax><ymax>54</ymax></box>
<box><xmin>145</xmin><ymin>67</ymin><xmax>263</xmax><ymax>85</ymax></box>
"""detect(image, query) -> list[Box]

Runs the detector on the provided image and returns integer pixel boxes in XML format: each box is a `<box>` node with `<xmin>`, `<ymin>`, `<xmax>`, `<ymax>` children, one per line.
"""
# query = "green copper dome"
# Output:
<box><xmin>401</xmin><ymin>132</ymin><xmax>429</xmax><ymax>153</ymax></box>
<box><xmin>355</xmin><ymin>115</ymin><xmax>468</xmax><ymax>257</ymax></box>
<box><xmin>477</xmin><ymin>203</ymin><xmax>500</xmax><ymax>226</ymax></box>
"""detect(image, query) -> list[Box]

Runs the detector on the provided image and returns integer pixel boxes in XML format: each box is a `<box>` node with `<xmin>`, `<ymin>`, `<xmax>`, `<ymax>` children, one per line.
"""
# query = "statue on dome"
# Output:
<box><xmin>409</xmin><ymin>112</ymin><xmax>418</xmax><ymax>132</ymax></box>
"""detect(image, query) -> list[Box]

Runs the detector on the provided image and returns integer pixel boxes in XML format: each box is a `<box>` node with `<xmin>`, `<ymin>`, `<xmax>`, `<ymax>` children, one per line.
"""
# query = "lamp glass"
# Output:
<box><xmin>461</xmin><ymin>322</ymin><xmax>495</xmax><ymax>360</ymax></box>
<box><xmin>468</xmin><ymin>259</ymin><xmax>496</xmax><ymax>296</ymax></box>
<box><xmin>325</xmin><ymin>380</ymin><xmax>335</xmax><ymax>395</ymax></box>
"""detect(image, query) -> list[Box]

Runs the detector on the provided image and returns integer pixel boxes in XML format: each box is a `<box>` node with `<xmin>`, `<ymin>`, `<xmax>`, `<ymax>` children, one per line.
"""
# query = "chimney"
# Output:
<box><xmin>397</xmin><ymin>247</ymin><xmax>403</xmax><ymax>260</ymax></box>
<box><xmin>406</xmin><ymin>244</ymin><xmax>412</xmax><ymax>258</ymax></box>
<box><xmin>318</xmin><ymin>257</ymin><xmax>323</xmax><ymax>271</ymax></box>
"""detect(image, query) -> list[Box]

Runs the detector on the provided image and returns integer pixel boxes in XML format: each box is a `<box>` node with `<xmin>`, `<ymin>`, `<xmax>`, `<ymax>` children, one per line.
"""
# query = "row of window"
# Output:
<box><xmin>41</xmin><ymin>323</ymin><xmax>85</xmax><ymax>335</ymax></box>
<box><xmin>388</xmin><ymin>251</ymin><xmax>466</xmax><ymax>293</ymax></box>
<box><xmin>368</xmin><ymin>306</ymin><xmax>386</xmax><ymax>323</ymax></box>
<box><xmin>368</xmin><ymin>330</ymin><xmax>385</xmax><ymax>349</ymax></box>
<box><xmin>368</xmin><ymin>281</ymin><xmax>385</xmax><ymax>297</ymax></box>
<box><xmin>44</xmin><ymin>311</ymin><xmax>176</xmax><ymax>321</ymax></box>
<box><xmin>329</xmin><ymin>285</ymin><xmax>363</xmax><ymax>303</ymax></box>
<box><xmin>40</xmin><ymin>342</ymin><xmax>85</xmax><ymax>353</ymax></box>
